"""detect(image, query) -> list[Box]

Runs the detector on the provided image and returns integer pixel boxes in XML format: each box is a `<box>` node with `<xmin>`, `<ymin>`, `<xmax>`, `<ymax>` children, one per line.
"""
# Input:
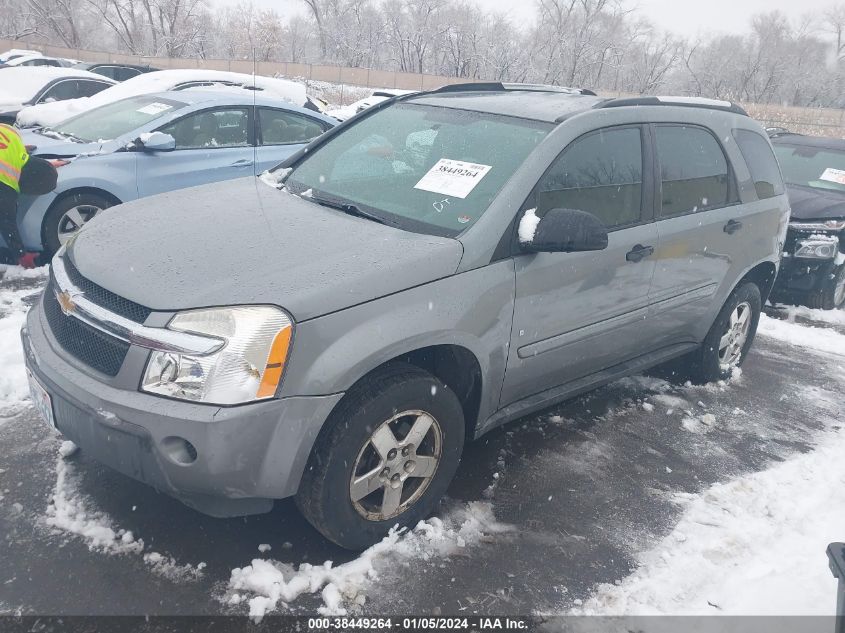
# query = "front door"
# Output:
<box><xmin>137</xmin><ymin>107</ymin><xmax>254</xmax><ymax>198</ymax></box>
<box><xmin>501</xmin><ymin>125</ymin><xmax>659</xmax><ymax>406</ymax></box>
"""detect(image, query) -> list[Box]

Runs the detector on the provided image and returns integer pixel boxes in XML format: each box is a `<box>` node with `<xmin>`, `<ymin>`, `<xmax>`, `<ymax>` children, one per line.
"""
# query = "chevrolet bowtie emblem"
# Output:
<box><xmin>56</xmin><ymin>290</ymin><xmax>77</xmax><ymax>315</ymax></box>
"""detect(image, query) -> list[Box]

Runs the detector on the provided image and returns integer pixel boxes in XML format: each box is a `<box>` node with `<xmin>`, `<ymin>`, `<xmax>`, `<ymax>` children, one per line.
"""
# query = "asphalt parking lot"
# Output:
<box><xmin>0</xmin><ymin>271</ymin><xmax>843</xmax><ymax>617</ymax></box>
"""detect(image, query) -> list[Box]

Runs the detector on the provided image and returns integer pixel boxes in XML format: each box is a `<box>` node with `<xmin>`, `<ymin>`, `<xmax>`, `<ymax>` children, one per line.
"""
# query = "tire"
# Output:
<box><xmin>686</xmin><ymin>281</ymin><xmax>762</xmax><ymax>384</ymax></box>
<box><xmin>296</xmin><ymin>362</ymin><xmax>465</xmax><ymax>550</ymax></box>
<box><xmin>42</xmin><ymin>192</ymin><xmax>115</xmax><ymax>258</ymax></box>
<box><xmin>806</xmin><ymin>264</ymin><xmax>845</xmax><ymax>310</ymax></box>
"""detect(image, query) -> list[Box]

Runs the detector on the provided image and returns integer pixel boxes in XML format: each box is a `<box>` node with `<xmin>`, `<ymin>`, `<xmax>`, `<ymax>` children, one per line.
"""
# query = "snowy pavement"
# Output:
<box><xmin>0</xmin><ymin>266</ymin><xmax>843</xmax><ymax>617</ymax></box>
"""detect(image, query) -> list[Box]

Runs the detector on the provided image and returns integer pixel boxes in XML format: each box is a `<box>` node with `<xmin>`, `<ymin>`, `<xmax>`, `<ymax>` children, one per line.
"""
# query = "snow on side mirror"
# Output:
<box><xmin>136</xmin><ymin>131</ymin><xmax>176</xmax><ymax>152</ymax></box>
<box><xmin>519</xmin><ymin>208</ymin><xmax>609</xmax><ymax>253</ymax></box>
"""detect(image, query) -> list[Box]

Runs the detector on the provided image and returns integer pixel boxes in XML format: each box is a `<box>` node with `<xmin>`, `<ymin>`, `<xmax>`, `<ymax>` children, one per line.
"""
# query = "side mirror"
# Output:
<box><xmin>135</xmin><ymin>131</ymin><xmax>175</xmax><ymax>152</ymax></box>
<box><xmin>520</xmin><ymin>208</ymin><xmax>609</xmax><ymax>253</ymax></box>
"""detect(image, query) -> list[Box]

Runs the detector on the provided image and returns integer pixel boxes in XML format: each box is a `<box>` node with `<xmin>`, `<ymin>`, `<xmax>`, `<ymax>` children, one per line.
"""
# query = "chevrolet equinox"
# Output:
<box><xmin>22</xmin><ymin>84</ymin><xmax>790</xmax><ymax>549</ymax></box>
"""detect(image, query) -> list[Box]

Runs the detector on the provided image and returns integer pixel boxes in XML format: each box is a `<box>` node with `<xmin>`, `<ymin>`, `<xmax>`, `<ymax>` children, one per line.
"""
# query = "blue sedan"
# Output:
<box><xmin>13</xmin><ymin>90</ymin><xmax>336</xmax><ymax>256</ymax></box>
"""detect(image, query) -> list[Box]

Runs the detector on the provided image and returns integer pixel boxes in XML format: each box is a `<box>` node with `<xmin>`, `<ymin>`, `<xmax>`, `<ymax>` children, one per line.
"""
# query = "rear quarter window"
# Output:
<box><xmin>733</xmin><ymin>129</ymin><xmax>785</xmax><ymax>200</ymax></box>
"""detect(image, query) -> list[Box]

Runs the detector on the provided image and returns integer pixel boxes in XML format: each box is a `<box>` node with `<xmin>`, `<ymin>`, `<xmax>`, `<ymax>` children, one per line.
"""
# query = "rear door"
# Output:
<box><xmin>648</xmin><ymin>124</ymin><xmax>744</xmax><ymax>344</ymax></box>
<box><xmin>136</xmin><ymin>107</ymin><xmax>254</xmax><ymax>197</ymax></box>
<box><xmin>500</xmin><ymin>125</ymin><xmax>659</xmax><ymax>406</ymax></box>
<box><xmin>254</xmin><ymin>107</ymin><xmax>331</xmax><ymax>174</ymax></box>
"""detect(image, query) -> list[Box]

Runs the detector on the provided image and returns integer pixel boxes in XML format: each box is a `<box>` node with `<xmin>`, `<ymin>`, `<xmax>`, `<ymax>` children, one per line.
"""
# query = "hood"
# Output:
<box><xmin>786</xmin><ymin>184</ymin><xmax>845</xmax><ymax>221</ymax></box>
<box><xmin>67</xmin><ymin>178</ymin><xmax>464</xmax><ymax>321</ymax></box>
<box><xmin>20</xmin><ymin>129</ymin><xmax>107</xmax><ymax>158</ymax></box>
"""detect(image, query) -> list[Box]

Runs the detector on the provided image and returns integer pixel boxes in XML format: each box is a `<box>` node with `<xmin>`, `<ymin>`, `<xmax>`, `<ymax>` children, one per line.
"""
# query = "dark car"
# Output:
<box><xmin>770</xmin><ymin>131</ymin><xmax>845</xmax><ymax>309</ymax></box>
<box><xmin>74</xmin><ymin>62</ymin><xmax>159</xmax><ymax>82</ymax></box>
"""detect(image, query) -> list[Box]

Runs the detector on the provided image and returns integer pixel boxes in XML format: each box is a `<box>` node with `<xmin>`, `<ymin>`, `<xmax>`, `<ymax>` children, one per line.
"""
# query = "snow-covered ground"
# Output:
<box><xmin>226</xmin><ymin>502</ymin><xmax>510</xmax><ymax>618</ymax></box>
<box><xmin>573</xmin><ymin>311</ymin><xmax>845</xmax><ymax>616</ymax></box>
<box><xmin>0</xmin><ymin>266</ymin><xmax>48</xmax><ymax>413</ymax></box>
<box><xmin>0</xmin><ymin>264</ymin><xmax>843</xmax><ymax>616</ymax></box>
<box><xmin>574</xmin><ymin>426</ymin><xmax>844</xmax><ymax>614</ymax></box>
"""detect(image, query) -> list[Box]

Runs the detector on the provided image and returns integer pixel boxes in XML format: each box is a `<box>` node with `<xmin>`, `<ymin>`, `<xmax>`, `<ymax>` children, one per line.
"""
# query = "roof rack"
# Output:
<box><xmin>433</xmin><ymin>82</ymin><xmax>597</xmax><ymax>96</ymax></box>
<box><xmin>765</xmin><ymin>126</ymin><xmax>800</xmax><ymax>138</ymax></box>
<box><xmin>595</xmin><ymin>96</ymin><xmax>748</xmax><ymax>116</ymax></box>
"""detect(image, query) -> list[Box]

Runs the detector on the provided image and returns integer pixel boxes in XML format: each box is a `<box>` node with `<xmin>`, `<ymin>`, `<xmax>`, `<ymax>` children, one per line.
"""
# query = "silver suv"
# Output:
<box><xmin>22</xmin><ymin>84</ymin><xmax>789</xmax><ymax>549</ymax></box>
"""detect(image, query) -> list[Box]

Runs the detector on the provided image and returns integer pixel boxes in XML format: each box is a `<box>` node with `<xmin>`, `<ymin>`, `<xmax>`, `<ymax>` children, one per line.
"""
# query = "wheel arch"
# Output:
<box><xmin>738</xmin><ymin>260</ymin><xmax>778</xmax><ymax>304</ymax></box>
<box><xmin>327</xmin><ymin>343</ymin><xmax>485</xmax><ymax>443</ymax></box>
<box><xmin>41</xmin><ymin>187</ymin><xmax>122</xmax><ymax>251</ymax></box>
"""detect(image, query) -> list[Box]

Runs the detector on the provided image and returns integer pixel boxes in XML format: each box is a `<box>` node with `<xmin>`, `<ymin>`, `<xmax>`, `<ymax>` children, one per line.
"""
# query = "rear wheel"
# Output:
<box><xmin>687</xmin><ymin>282</ymin><xmax>762</xmax><ymax>384</ymax></box>
<box><xmin>806</xmin><ymin>263</ymin><xmax>845</xmax><ymax>310</ymax></box>
<box><xmin>42</xmin><ymin>192</ymin><xmax>114</xmax><ymax>258</ymax></box>
<box><xmin>296</xmin><ymin>363</ymin><xmax>465</xmax><ymax>550</ymax></box>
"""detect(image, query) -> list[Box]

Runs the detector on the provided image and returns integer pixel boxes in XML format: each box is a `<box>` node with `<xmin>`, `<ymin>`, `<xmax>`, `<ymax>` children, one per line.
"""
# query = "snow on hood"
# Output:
<box><xmin>67</xmin><ymin>177</ymin><xmax>463</xmax><ymax>321</ymax></box>
<box><xmin>16</xmin><ymin>69</ymin><xmax>307</xmax><ymax>128</ymax></box>
<box><xmin>19</xmin><ymin>128</ymin><xmax>105</xmax><ymax>158</ymax></box>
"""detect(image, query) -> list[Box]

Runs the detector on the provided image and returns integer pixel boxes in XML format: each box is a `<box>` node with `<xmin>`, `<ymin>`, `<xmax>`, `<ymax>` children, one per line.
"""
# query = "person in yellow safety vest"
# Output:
<box><xmin>0</xmin><ymin>123</ymin><xmax>57</xmax><ymax>269</ymax></box>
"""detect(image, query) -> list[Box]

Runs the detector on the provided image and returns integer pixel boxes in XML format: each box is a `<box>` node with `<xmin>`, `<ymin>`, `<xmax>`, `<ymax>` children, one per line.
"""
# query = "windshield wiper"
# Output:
<box><xmin>39</xmin><ymin>127</ymin><xmax>85</xmax><ymax>143</ymax></box>
<box><xmin>304</xmin><ymin>191</ymin><xmax>395</xmax><ymax>227</ymax></box>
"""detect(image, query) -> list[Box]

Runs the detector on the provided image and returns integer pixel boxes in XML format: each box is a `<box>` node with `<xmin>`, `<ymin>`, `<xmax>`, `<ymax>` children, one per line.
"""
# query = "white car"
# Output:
<box><xmin>326</xmin><ymin>89</ymin><xmax>416</xmax><ymax>121</ymax></box>
<box><xmin>3</xmin><ymin>53</ymin><xmax>80</xmax><ymax>68</ymax></box>
<box><xmin>0</xmin><ymin>48</ymin><xmax>41</xmax><ymax>63</ymax></box>
<box><xmin>0</xmin><ymin>67</ymin><xmax>115</xmax><ymax>125</ymax></box>
<box><xmin>17</xmin><ymin>69</ymin><xmax>310</xmax><ymax>128</ymax></box>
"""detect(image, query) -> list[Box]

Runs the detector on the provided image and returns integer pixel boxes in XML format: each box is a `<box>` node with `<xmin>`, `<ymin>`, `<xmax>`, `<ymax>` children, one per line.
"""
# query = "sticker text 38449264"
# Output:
<box><xmin>414</xmin><ymin>158</ymin><xmax>492</xmax><ymax>199</ymax></box>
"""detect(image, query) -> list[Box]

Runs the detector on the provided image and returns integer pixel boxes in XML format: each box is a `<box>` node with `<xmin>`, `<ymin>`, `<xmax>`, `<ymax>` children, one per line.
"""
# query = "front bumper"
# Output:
<box><xmin>22</xmin><ymin>301</ymin><xmax>343</xmax><ymax>517</ymax></box>
<box><xmin>773</xmin><ymin>230</ymin><xmax>844</xmax><ymax>295</ymax></box>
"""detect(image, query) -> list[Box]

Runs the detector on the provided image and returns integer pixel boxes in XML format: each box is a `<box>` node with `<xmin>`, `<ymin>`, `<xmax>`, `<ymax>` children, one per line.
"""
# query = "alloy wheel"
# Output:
<box><xmin>718</xmin><ymin>301</ymin><xmax>752</xmax><ymax>368</ymax></box>
<box><xmin>349</xmin><ymin>409</ymin><xmax>442</xmax><ymax>521</ymax></box>
<box><xmin>57</xmin><ymin>204</ymin><xmax>102</xmax><ymax>245</ymax></box>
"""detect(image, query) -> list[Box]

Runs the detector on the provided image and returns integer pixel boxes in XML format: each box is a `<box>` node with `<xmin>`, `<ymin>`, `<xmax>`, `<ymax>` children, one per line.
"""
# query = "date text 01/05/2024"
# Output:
<box><xmin>307</xmin><ymin>616</ymin><xmax>530</xmax><ymax>630</ymax></box>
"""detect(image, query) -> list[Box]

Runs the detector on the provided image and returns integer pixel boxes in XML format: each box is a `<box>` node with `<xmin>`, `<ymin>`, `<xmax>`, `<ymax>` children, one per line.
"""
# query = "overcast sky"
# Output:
<box><xmin>269</xmin><ymin>0</ymin><xmax>837</xmax><ymax>38</ymax></box>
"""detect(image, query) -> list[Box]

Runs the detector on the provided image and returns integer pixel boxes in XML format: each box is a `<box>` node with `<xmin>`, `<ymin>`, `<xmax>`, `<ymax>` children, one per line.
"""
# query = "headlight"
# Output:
<box><xmin>141</xmin><ymin>306</ymin><xmax>293</xmax><ymax>405</ymax></box>
<box><xmin>794</xmin><ymin>238</ymin><xmax>839</xmax><ymax>259</ymax></box>
<box><xmin>789</xmin><ymin>220</ymin><xmax>845</xmax><ymax>231</ymax></box>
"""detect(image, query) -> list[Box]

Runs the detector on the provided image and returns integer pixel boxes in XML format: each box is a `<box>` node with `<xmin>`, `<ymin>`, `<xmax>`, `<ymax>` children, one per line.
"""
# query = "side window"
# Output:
<box><xmin>536</xmin><ymin>126</ymin><xmax>643</xmax><ymax>229</ymax></box>
<box><xmin>117</xmin><ymin>67</ymin><xmax>142</xmax><ymax>81</ymax></box>
<box><xmin>159</xmin><ymin>108</ymin><xmax>250</xmax><ymax>150</ymax></box>
<box><xmin>655</xmin><ymin>125</ymin><xmax>734</xmax><ymax>217</ymax></box>
<box><xmin>258</xmin><ymin>108</ymin><xmax>328</xmax><ymax>145</ymax></box>
<box><xmin>92</xmin><ymin>66</ymin><xmax>118</xmax><ymax>80</ymax></box>
<box><xmin>39</xmin><ymin>81</ymin><xmax>76</xmax><ymax>102</ymax></box>
<box><xmin>76</xmin><ymin>80</ymin><xmax>111</xmax><ymax>98</ymax></box>
<box><xmin>733</xmin><ymin>129</ymin><xmax>785</xmax><ymax>200</ymax></box>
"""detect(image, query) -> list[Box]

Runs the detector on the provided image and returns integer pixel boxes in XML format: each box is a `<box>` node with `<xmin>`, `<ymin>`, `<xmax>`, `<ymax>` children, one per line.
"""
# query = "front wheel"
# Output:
<box><xmin>42</xmin><ymin>192</ymin><xmax>114</xmax><ymax>258</ymax></box>
<box><xmin>296</xmin><ymin>363</ymin><xmax>465</xmax><ymax>550</ymax></box>
<box><xmin>807</xmin><ymin>263</ymin><xmax>845</xmax><ymax>310</ymax></box>
<box><xmin>688</xmin><ymin>281</ymin><xmax>762</xmax><ymax>384</ymax></box>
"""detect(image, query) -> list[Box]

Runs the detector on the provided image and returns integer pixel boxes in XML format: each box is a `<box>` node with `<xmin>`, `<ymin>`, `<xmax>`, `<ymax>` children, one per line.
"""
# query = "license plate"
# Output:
<box><xmin>27</xmin><ymin>369</ymin><xmax>56</xmax><ymax>430</ymax></box>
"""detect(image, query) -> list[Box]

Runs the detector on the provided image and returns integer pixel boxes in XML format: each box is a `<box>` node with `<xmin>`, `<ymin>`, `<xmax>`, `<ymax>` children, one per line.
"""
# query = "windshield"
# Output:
<box><xmin>773</xmin><ymin>143</ymin><xmax>845</xmax><ymax>194</ymax></box>
<box><xmin>51</xmin><ymin>94</ymin><xmax>187</xmax><ymax>142</ymax></box>
<box><xmin>285</xmin><ymin>103</ymin><xmax>552</xmax><ymax>236</ymax></box>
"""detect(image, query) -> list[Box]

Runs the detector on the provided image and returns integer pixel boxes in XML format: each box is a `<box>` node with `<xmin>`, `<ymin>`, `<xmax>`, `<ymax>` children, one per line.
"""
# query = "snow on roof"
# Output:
<box><xmin>0</xmin><ymin>48</ymin><xmax>41</xmax><ymax>62</ymax></box>
<box><xmin>0</xmin><ymin>67</ymin><xmax>113</xmax><ymax>107</ymax></box>
<box><xmin>16</xmin><ymin>68</ymin><xmax>308</xmax><ymax>128</ymax></box>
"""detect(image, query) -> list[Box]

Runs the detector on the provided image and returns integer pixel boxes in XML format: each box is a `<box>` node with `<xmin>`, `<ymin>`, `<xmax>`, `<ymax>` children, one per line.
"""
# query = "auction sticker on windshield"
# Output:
<box><xmin>414</xmin><ymin>158</ymin><xmax>492</xmax><ymax>199</ymax></box>
<box><xmin>137</xmin><ymin>102</ymin><xmax>173</xmax><ymax>115</ymax></box>
<box><xmin>820</xmin><ymin>167</ymin><xmax>845</xmax><ymax>185</ymax></box>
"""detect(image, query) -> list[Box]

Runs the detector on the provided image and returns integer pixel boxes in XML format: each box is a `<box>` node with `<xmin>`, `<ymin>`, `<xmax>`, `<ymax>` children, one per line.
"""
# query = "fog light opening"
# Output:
<box><xmin>161</xmin><ymin>436</ymin><xmax>198</xmax><ymax>465</ymax></box>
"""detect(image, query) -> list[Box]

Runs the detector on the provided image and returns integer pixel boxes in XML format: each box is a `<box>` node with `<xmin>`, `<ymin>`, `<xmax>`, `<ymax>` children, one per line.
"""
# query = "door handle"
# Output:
<box><xmin>626</xmin><ymin>244</ymin><xmax>654</xmax><ymax>263</ymax></box>
<box><xmin>230</xmin><ymin>159</ymin><xmax>253</xmax><ymax>168</ymax></box>
<box><xmin>724</xmin><ymin>219</ymin><xmax>743</xmax><ymax>234</ymax></box>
